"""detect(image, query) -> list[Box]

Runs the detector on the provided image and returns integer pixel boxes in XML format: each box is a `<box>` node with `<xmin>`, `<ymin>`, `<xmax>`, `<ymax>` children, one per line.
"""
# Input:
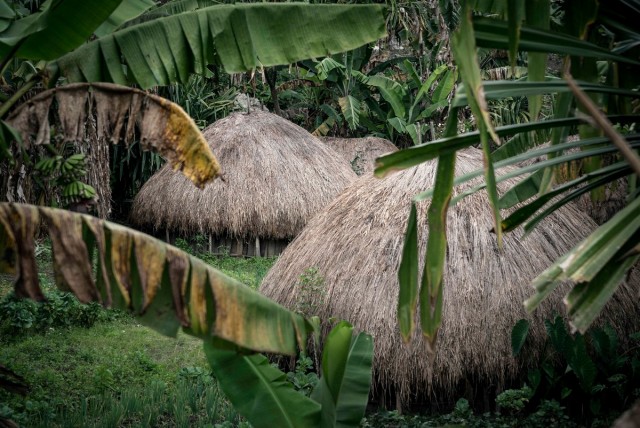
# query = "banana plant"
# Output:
<box><xmin>0</xmin><ymin>0</ymin><xmax>386</xmax><ymax>165</ymax></box>
<box><xmin>360</xmin><ymin>60</ymin><xmax>457</xmax><ymax>145</ymax></box>
<box><xmin>377</xmin><ymin>0</ymin><xmax>640</xmax><ymax>346</ymax></box>
<box><xmin>310</xmin><ymin>49</ymin><xmax>456</xmax><ymax>145</ymax></box>
<box><xmin>309</xmin><ymin>46</ymin><xmax>374</xmax><ymax>134</ymax></box>
<box><xmin>0</xmin><ymin>202</ymin><xmax>373</xmax><ymax>427</ymax></box>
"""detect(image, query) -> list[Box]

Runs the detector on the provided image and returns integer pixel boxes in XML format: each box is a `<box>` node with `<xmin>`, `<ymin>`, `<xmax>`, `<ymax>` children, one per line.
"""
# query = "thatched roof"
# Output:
<box><xmin>260</xmin><ymin>148</ymin><xmax>639</xmax><ymax>403</ymax></box>
<box><xmin>319</xmin><ymin>137</ymin><xmax>397</xmax><ymax>175</ymax></box>
<box><xmin>131</xmin><ymin>110</ymin><xmax>357</xmax><ymax>239</ymax></box>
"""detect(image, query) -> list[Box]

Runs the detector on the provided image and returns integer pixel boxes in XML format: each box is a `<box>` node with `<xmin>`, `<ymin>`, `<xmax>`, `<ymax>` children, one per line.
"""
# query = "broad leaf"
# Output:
<box><xmin>365</xmin><ymin>75</ymin><xmax>407</xmax><ymax>119</ymax></box>
<box><xmin>204</xmin><ymin>340</ymin><xmax>321</xmax><ymax>428</ymax></box>
<box><xmin>0</xmin><ymin>0</ymin><xmax>124</xmax><ymax>60</ymax></box>
<box><xmin>398</xmin><ymin>204</ymin><xmax>419</xmax><ymax>342</ymax></box>
<box><xmin>52</xmin><ymin>4</ymin><xmax>387</xmax><ymax>88</ymax></box>
<box><xmin>339</xmin><ymin>95</ymin><xmax>361</xmax><ymax>131</ymax></box>
<box><xmin>511</xmin><ymin>319</ymin><xmax>530</xmax><ymax>356</ymax></box>
<box><xmin>0</xmin><ymin>203</ymin><xmax>310</xmax><ymax>355</ymax></box>
<box><xmin>94</xmin><ymin>0</ymin><xmax>156</xmax><ymax>37</ymax></box>
<box><xmin>311</xmin><ymin>321</ymin><xmax>373</xmax><ymax>428</ymax></box>
<box><xmin>431</xmin><ymin>68</ymin><xmax>457</xmax><ymax>104</ymax></box>
<box><xmin>413</xmin><ymin>64</ymin><xmax>448</xmax><ymax>106</ymax></box>
<box><xmin>5</xmin><ymin>82</ymin><xmax>220</xmax><ymax>188</ymax></box>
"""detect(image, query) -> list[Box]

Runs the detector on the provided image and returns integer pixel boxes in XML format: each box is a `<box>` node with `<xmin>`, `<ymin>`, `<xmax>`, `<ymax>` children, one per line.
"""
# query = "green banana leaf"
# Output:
<box><xmin>52</xmin><ymin>4</ymin><xmax>387</xmax><ymax>88</ymax></box>
<box><xmin>94</xmin><ymin>0</ymin><xmax>155</xmax><ymax>37</ymax></box>
<box><xmin>204</xmin><ymin>339</ymin><xmax>322</xmax><ymax>428</ymax></box>
<box><xmin>311</xmin><ymin>321</ymin><xmax>373</xmax><ymax>428</ymax></box>
<box><xmin>0</xmin><ymin>0</ymin><xmax>124</xmax><ymax>60</ymax></box>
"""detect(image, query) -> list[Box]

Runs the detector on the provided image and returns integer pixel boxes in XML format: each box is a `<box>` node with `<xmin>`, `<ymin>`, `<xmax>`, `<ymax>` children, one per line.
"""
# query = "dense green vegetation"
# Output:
<box><xmin>0</xmin><ymin>241</ymin><xmax>274</xmax><ymax>426</ymax></box>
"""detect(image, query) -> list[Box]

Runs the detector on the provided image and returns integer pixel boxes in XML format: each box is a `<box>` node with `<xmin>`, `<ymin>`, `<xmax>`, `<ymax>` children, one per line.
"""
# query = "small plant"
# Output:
<box><xmin>0</xmin><ymin>290</ymin><xmax>116</xmax><ymax>336</ymax></box>
<box><xmin>496</xmin><ymin>385</ymin><xmax>533</xmax><ymax>414</ymax></box>
<box><xmin>294</xmin><ymin>267</ymin><xmax>326</xmax><ymax>318</ymax></box>
<box><xmin>286</xmin><ymin>355</ymin><xmax>319</xmax><ymax>397</ymax></box>
<box><xmin>510</xmin><ymin>317</ymin><xmax>640</xmax><ymax>424</ymax></box>
<box><xmin>350</xmin><ymin>151</ymin><xmax>365</xmax><ymax>175</ymax></box>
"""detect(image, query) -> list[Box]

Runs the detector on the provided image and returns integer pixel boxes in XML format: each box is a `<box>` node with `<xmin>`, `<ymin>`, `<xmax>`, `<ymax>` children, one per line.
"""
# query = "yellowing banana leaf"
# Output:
<box><xmin>5</xmin><ymin>82</ymin><xmax>220</xmax><ymax>188</ymax></box>
<box><xmin>0</xmin><ymin>203</ymin><xmax>310</xmax><ymax>355</ymax></box>
<box><xmin>52</xmin><ymin>4</ymin><xmax>387</xmax><ymax>89</ymax></box>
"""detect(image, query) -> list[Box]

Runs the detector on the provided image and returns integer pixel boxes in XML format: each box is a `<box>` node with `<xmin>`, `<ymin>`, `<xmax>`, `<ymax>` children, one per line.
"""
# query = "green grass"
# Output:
<box><xmin>0</xmin><ymin>319</ymin><xmax>238</xmax><ymax>427</ymax></box>
<box><xmin>0</xmin><ymin>239</ymin><xmax>274</xmax><ymax>427</ymax></box>
<box><xmin>175</xmin><ymin>236</ymin><xmax>277</xmax><ymax>290</ymax></box>
<box><xmin>199</xmin><ymin>253</ymin><xmax>276</xmax><ymax>290</ymax></box>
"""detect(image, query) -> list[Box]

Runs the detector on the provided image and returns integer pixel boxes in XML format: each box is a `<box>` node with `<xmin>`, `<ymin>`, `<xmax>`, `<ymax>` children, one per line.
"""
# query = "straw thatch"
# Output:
<box><xmin>130</xmin><ymin>110</ymin><xmax>356</xmax><ymax>254</ymax></box>
<box><xmin>260</xmin><ymin>148</ymin><xmax>640</xmax><ymax>404</ymax></box>
<box><xmin>319</xmin><ymin>137</ymin><xmax>397</xmax><ymax>175</ymax></box>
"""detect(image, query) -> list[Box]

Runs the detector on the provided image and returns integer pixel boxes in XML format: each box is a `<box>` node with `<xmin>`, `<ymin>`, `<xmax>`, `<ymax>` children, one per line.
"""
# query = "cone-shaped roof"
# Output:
<box><xmin>131</xmin><ymin>110</ymin><xmax>357</xmax><ymax>238</ymax></box>
<box><xmin>260</xmin><ymin>148</ymin><xmax>639</xmax><ymax>402</ymax></box>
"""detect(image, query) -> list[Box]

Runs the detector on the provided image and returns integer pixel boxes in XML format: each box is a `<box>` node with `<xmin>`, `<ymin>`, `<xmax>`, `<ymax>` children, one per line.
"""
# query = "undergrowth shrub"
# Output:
<box><xmin>0</xmin><ymin>291</ymin><xmax>119</xmax><ymax>337</ymax></box>
<box><xmin>286</xmin><ymin>355</ymin><xmax>319</xmax><ymax>397</ymax></box>
<box><xmin>508</xmin><ymin>316</ymin><xmax>640</xmax><ymax>427</ymax></box>
<box><xmin>294</xmin><ymin>267</ymin><xmax>326</xmax><ymax>317</ymax></box>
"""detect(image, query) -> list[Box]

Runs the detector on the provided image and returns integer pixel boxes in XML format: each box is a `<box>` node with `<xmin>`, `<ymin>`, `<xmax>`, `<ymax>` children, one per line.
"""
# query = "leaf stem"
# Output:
<box><xmin>0</xmin><ymin>78</ymin><xmax>37</xmax><ymax>119</ymax></box>
<box><xmin>565</xmin><ymin>73</ymin><xmax>640</xmax><ymax>177</ymax></box>
<box><xmin>0</xmin><ymin>40</ymin><xmax>24</xmax><ymax>78</ymax></box>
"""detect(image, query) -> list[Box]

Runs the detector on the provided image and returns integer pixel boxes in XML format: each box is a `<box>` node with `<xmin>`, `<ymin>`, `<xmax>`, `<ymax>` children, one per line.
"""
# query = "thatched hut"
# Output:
<box><xmin>260</xmin><ymin>148</ymin><xmax>639</xmax><ymax>405</ymax></box>
<box><xmin>319</xmin><ymin>137</ymin><xmax>397</xmax><ymax>175</ymax></box>
<box><xmin>131</xmin><ymin>110</ymin><xmax>357</xmax><ymax>257</ymax></box>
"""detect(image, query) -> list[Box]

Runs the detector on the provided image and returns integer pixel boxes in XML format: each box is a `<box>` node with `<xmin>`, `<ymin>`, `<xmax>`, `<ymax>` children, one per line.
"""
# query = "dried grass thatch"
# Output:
<box><xmin>319</xmin><ymin>137</ymin><xmax>397</xmax><ymax>175</ymax></box>
<box><xmin>260</xmin><ymin>148</ymin><xmax>639</xmax><ymax>404</ymax></box>
<box><xmin>131</xmin><ymin>110</ymin><xmax>357</xmax><ymax>244</ymax></box>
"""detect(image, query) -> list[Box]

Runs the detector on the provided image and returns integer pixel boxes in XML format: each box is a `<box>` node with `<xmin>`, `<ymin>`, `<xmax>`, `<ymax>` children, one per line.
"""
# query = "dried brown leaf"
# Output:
<box><xmin>0</xmin><ymin>204</ymin><xmax>43</xmax><ymax>300</ymax></box>
<box><xmin>41</xmin><ymin>209</ymin><xmax>98</xmax><ymax>303</ymax></box>
<box><xmin>6</xmin><ymin>83</ymin><xmax>221</xmax><ymax>188</ymax></box>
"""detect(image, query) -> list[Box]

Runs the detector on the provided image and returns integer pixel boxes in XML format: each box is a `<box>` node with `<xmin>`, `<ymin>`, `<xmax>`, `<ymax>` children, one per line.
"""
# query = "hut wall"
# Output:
<box><xmin>209</xmin><ymin>235</ymin><xmax>289</xmax><ymax>257</ymax></box>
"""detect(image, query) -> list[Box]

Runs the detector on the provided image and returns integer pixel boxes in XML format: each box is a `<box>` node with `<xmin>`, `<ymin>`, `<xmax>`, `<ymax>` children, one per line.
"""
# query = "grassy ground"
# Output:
<box><xmin>0</xmin><ymin>240</ymin><xmax>275</xmax><ymax>427</ymax></box>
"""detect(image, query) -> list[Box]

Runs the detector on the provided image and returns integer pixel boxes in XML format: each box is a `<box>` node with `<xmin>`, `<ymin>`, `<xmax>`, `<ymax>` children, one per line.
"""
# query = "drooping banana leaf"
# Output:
<box><xmin>0</xmin><ymin>202</ymin><xmax>310</xmax><ymax>355</ymax></box>
<box><xmin>204</xmin><ymin>339</ymin><xmax>322</xmax><ymax>428</ymax></box>
<box><xmin>51</xmin><ymin>3</ymin><xmax>387</xmax><ymax>89</ymax></box>
<box><xmin>4</xmin><ymin>82</ymin><xmax>220</xmax><ymax>188</ymax></box>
